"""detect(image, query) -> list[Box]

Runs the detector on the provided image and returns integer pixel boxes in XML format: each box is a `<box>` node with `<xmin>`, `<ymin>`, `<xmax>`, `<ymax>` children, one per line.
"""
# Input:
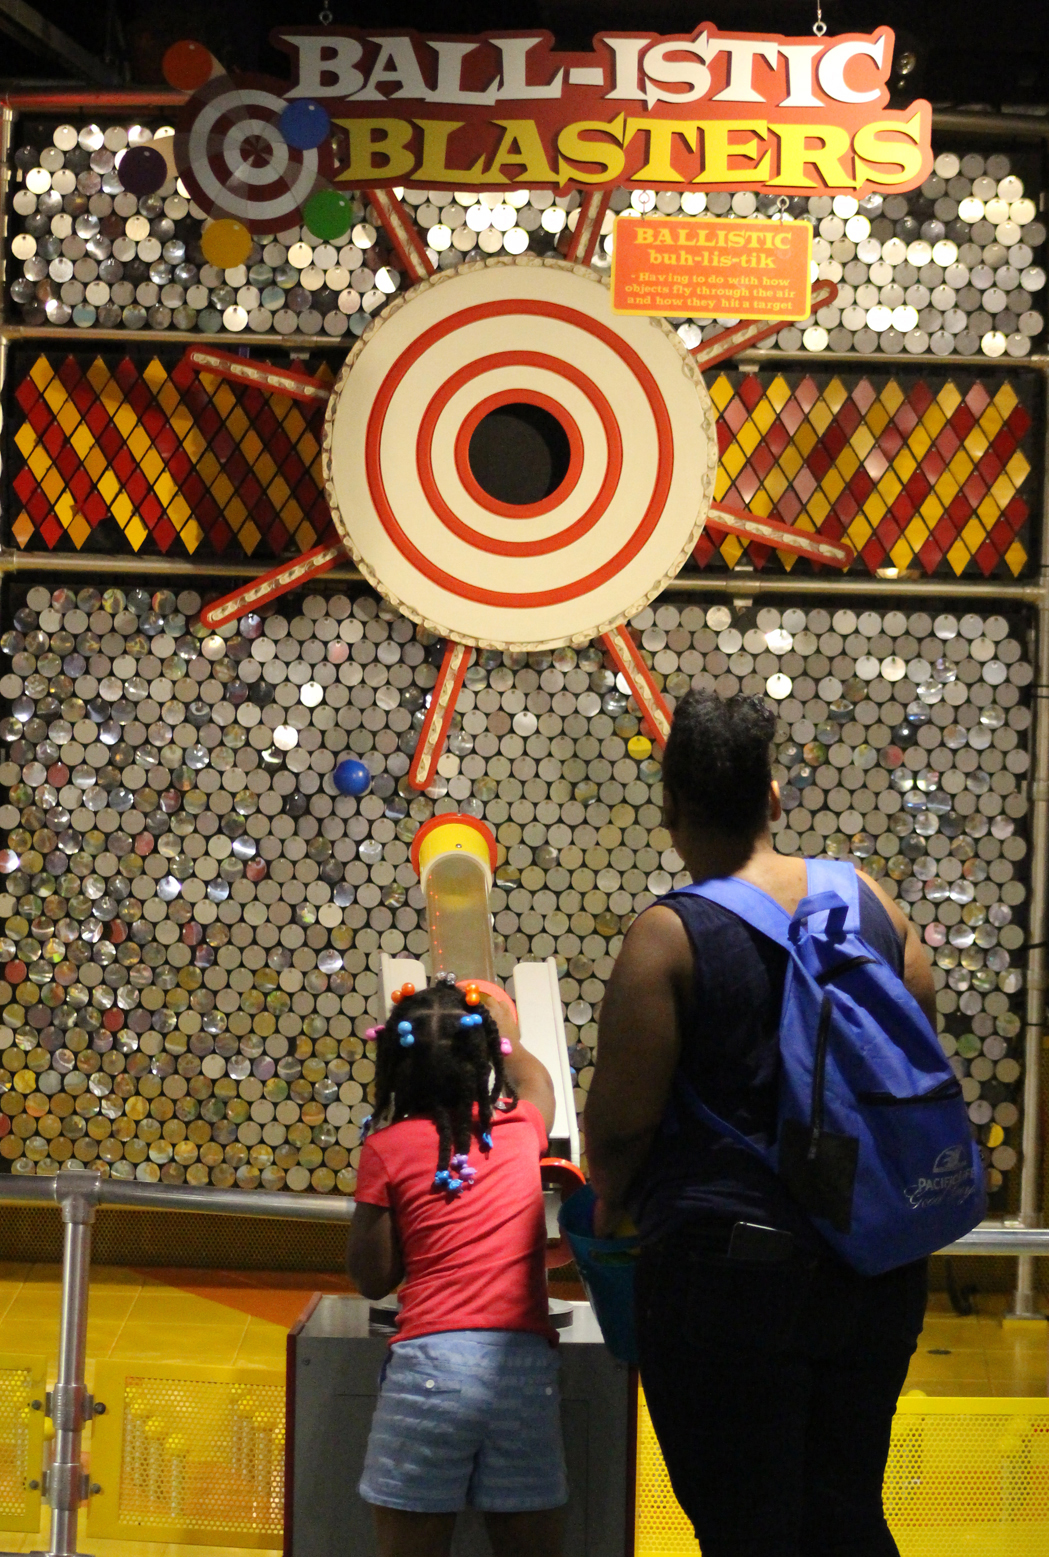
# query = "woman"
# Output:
<box><xmin>584</xmin><ymin>690</ymin><xmax>932</xmax><ymax>1557</ymax></box>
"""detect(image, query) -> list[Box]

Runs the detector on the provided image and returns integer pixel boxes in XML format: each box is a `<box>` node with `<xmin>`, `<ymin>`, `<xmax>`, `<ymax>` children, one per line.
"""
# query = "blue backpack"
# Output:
<box><xmin>670</xmin><ymin>859</ymin><xmax>986</xmax><ymax>1276</ymax></box>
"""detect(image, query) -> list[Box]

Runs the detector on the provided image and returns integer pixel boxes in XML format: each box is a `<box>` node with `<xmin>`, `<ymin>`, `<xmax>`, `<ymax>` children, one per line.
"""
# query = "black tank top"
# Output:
<box><xmin>633</xmin><ymin>876</ymin><xmax>906</xmax><ymax>1247</ymax></box>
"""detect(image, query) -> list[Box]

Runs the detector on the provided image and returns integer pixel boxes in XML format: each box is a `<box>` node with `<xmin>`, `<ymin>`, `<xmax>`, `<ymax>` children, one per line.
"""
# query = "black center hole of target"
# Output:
<box><xmin>467</xmin><ymin>403</ymin><xmax>572</xmax><ymax>507</ymax></box>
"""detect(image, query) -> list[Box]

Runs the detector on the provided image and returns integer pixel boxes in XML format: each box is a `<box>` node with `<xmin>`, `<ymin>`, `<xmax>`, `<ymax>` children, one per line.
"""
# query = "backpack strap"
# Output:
<box><xmin>800</xmin><ymin>859</ymin><xmax>861</xmax><ymax>935</ymax></box>
<box><xmin>681</xmin><ymin>863</ymin><xmax>859</xmax><ymax>947</ymax></box>
<box><xmin>669</xmin><ymin>1070</ymin><xmax>770</xmax><ymax>1164</ymax></box>
<box><xmin>681</xmin><ymin>876</ymin><xmax>794</xmax><ymax>949</ymax></box>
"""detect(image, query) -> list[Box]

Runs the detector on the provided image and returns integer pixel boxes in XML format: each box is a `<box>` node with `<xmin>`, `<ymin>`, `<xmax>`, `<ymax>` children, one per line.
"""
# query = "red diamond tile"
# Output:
<box><xmin>906</xmin><ymin>382</ymin><xmax>933</xmax><ymax>416</ymax></box>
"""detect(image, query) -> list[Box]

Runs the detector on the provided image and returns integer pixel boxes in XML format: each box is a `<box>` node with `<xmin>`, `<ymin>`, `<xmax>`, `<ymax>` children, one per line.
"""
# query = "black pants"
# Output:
<box><xmin>636</xmin><ymin>1222</ymin><xmax>928</xmax><ymax>1557</ymax></box>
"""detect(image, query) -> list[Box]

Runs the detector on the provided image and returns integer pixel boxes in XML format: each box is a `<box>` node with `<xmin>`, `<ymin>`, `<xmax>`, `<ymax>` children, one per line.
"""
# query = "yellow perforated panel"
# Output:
<box><xmin>884</xmin><ymin>1400</ymin><xmax>1049</xmax><ymax>1555</ymax></box>
<box><xmin>89</xmin><ymin>1362</ymin><xmax>285</xmax><ymax>1547</ymax></box>
<box><xmin>0</xmin><ymin>1354</ymin><xmax>45</xmax><ymax>1533</ymax></box>
<box><xmin>635</xmin><ymin>1390</ymin><xmax>700</xmax><ymax>1556</ymax></box>
<box><xmin>636</xmin><ymin>1392</ymin><xmax>1049</xmax><ymax>1556</ymax></box>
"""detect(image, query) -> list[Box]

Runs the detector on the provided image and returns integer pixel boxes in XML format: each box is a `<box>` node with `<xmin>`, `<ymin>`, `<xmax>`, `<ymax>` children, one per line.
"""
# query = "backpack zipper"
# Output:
<box><xmin>857</xmin><ymin>1078</ymin><xmax>963</xmax><ymax>1107</ymax></box>
<box><xmin>807</xmin><ymin>994</ymin><xmax>833</xmax><ymax>1162</ymax></box>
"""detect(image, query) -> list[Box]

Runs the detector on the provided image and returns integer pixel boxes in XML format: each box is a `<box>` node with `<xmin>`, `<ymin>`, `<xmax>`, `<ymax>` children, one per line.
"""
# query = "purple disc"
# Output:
<box><xmin>119</xmin><ymin>145</ymin><xmax>168</xmax><ymax>198</ymax></box>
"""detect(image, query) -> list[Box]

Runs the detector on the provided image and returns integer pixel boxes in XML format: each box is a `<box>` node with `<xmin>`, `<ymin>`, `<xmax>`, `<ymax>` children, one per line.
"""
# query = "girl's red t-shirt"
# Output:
<box><xmin>354</xmin><ymin>1100</ymin><xmax>554</xmax><ymax>1344</ymax></box>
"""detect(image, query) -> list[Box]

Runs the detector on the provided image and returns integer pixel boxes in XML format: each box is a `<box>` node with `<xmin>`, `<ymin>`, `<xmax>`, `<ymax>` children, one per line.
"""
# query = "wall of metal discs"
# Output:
<box><xmin>0</xmin><ymin>583</ymin><xmax>1031</xmax><ymax>1210</ymax></box>
<box><xmin>5</xmin><ymin>117</ymin><xmax>1046</xmax><ymax>360</ymax></box>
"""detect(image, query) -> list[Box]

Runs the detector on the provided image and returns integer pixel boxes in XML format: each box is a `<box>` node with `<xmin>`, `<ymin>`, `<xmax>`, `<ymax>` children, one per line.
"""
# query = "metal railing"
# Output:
<box><xmin>0</xmin><ymin>1170</ymin><xmax>351</xmax><ymax>1557</ymax></box>
<box><xmin>0</xmin><ymin>1171</ymin><xmax>1044</xmax><ymax>1555</ymax></box>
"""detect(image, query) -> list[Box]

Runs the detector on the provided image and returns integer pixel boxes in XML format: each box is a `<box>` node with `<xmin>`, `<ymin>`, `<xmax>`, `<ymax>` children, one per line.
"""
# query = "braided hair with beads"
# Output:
<box><xmin>369</xmin><ymin>982</ymin><xmax>516</xmax><ymax>1193</ymax></box>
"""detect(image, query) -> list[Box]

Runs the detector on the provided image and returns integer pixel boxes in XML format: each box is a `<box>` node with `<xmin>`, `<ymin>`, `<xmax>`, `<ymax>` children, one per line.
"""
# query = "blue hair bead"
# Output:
<box><xmin>481</xmin><ymin>1131</ymin><xmax>493</xmax><ymax>1150</ymax></box>
<box><xmin>397</xmin><ymin>1020</ymin><xmax>414</xmax><ymax>1047</ymax></box>
<box><xmin>433</xmin><ymin>1169</ymin><xmax>452</xmax><ymax>1189</ymax></box>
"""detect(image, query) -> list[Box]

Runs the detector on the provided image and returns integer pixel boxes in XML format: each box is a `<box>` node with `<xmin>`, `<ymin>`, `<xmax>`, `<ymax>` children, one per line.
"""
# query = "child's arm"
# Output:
<box><xmin>484</xmin><ymin>990</ymin><xmax>556</xmax><ymax>1136</ymax></box>
<box><xmin>346</xmin><ymin>1203</ymin><xmax>404</xmax><ymax>1299</ymax></box>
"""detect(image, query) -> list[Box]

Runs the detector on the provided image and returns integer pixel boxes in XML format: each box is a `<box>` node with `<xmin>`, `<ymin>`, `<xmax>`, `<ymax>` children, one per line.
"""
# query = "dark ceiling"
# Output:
<box><xmin>1</xmin><ymin>0</ymin><xmax>1046</xmax><ymax>107</ymax></box>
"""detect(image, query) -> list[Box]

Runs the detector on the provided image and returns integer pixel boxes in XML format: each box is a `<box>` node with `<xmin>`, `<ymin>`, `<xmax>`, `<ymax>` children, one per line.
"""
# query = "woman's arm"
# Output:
<box><xmin>858</xmin><ymin>869</ymin><xmax>937</xmax><ymax>1031</ymax></box>
<box><xmin>584</xmin><ymin>905</ymin><xmax>691</xmax><ymax>1233</ymax></box>
<box><xmin>346</xmin><ymin>1203</ymin><xmax>404</xmax><ymax>1299</ymax></box>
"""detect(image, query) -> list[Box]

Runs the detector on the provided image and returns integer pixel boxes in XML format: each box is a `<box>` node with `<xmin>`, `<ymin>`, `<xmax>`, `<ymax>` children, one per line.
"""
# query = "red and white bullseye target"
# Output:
<box><xmin>322</xmin><ymin>257</ymin><xmax>717</xmax><ymax>651</ymax></box>
<box><xmin>175</xmin><ymin>78</ymin><xmax>330</xmax><ymax>233</ymax></box>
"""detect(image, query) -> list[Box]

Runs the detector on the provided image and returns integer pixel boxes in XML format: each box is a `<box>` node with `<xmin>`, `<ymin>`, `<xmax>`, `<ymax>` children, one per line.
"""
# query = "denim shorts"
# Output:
<box><xmin>359</xmin><ymin>1329</ymin><xmax>567</xmax><ymax>1514</ymax></box>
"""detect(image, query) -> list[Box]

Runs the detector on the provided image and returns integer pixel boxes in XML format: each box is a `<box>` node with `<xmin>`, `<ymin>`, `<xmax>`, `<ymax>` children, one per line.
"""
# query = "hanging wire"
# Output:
<box><xmin>813</xmin><ymin>0</ymin><xmax>826</xmax><ymax>36</ymax></box>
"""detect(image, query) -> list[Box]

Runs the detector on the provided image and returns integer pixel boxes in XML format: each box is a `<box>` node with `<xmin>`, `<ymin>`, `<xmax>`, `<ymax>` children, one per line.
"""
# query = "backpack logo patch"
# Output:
<box><xmin>906</xmin><ymin>1146</ymin><xmax>976</xmax><ymax>1211</ymax></box>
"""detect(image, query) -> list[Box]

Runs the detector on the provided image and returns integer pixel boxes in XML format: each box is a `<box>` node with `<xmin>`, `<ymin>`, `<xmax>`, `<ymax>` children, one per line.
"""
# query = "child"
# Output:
<box><xmin>347</xmin><ymin>977</ymin><xmax>566</xmax><ymax>1557</ymax></box>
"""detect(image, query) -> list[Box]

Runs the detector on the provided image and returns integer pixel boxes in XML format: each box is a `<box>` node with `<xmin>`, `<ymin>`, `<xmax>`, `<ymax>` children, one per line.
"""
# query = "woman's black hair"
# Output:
<box><xmin>369</xmin><ymin>982</ymin><xmax>515</xmax><ymax>1184</ymax></box>
<box><xmin>662</xmin><ymin>689</ymin><xmax>777</xmax><ymax>839</ymax></box>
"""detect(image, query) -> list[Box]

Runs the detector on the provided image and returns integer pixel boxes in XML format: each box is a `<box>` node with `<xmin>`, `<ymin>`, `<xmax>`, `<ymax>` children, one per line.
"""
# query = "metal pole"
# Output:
<box><xmin>0</xmin><ymin>546</ymin><xmax>1045</xmax><ymax>601</ymax></box>
<box><xmin>0</xmin><ymin>550</ymin><xmax>362</xmax><ymax>583</ymax></box>
<box><xmin>45</xmin><ymin>1176</ymin><xmax>100</xmax><ymax>1557</ymax></box>
<box><xmin>0</xmin><ymin>104</ymin><xmax>13</xmax><ymax>322</ymax></box>
<box><xmin>1010</xmin><ymin>371</ymin><xmax>1049</xmax><ymax>1316</ymax></box>
<box><xmin>0</xmin><ymin>1171</ymin><xmax>355</xmax><ymax>1221</ymax></box>
<box><xmin>0</xmin><ymin>316</ymin><xmax>1046</xmax><ymax>371</ymax></box>
<box><xmin>664</xmin><ymin>575</ymin><xmax>1045</xmax><ymax>601</ymax></box>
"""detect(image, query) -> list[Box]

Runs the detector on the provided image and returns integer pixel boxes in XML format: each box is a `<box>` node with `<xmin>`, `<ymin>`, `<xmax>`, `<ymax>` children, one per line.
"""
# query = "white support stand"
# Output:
<box><xmin>510</xmin><ymin>958</ymin><xmax>580</xmax><ymax>1166</ymax></box>
<box><xmin>379</xmin><ymin>953</ymin><xmax>428</xmax><ymax>1017</ymax></box>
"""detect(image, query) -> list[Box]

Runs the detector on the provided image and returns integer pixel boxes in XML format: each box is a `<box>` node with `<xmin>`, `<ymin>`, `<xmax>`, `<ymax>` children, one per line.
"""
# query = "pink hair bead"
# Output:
<box><xmin>365</xmin><ymin>1026</ymin><xmax>382</xmax><ymax>1041</ymax></box>
<box><xmin>499</xmin><ymin>1037</ymin><xmax>513</xmax><ymax>1055</ymax></box>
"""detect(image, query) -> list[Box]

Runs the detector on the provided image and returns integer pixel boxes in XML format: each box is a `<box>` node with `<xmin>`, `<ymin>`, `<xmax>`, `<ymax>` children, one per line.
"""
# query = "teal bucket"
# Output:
<box><xmin>558</xmin><ymin>1186</ymin><xmax>639</xmax><ymax>1365</ymax></box>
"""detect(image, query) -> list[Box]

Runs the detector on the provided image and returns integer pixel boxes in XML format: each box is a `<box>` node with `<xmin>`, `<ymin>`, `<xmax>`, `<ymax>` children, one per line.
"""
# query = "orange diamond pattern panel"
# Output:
<box><xmin>6</xmin><ymin>353</ymin><xmax>1038</xmax><ymax>578</ymax></box>
<box><xmin>10</xmin><ymin>353</ymin><xmax>336</xmax><ymax>558</ymax></box>
<box><xmin>700</xmin><ymin>371</ymin><xmax>1035</xmax><ymax>577</ymax></box>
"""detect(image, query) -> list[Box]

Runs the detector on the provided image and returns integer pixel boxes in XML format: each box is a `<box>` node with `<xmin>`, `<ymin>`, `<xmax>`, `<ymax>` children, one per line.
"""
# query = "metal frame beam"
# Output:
<box><xmin>0</xmin><ymin>0</ymin><xmax>119</xmax><ymax>86</ymax></box>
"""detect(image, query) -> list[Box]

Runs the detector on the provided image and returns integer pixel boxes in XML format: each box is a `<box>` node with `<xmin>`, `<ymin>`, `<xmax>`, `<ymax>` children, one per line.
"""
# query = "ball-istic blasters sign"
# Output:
<box><xmin>261</xmin><ymin>24</ymin><xmax>930</xmax><ymax>198</ymax></box>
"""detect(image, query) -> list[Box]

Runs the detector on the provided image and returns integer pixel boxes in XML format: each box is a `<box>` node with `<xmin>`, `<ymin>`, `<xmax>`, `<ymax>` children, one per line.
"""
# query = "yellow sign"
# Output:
<box><xmin>610</xmin><ymin>214</ymin><xmax>813</xmax><ymax>320</ymax></box>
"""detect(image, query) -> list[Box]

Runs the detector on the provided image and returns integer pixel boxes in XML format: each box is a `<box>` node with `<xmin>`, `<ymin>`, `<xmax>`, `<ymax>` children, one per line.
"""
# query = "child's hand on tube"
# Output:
<box><xmin>460</xmin><ymin>981</ymin><xmax>556</xmax><ymax>1134</ymax></box>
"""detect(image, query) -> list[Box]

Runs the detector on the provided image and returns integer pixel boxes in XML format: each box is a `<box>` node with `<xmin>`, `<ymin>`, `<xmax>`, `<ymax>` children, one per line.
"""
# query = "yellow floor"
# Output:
<box><xmin>908</xmin><ymin>1292</ymin><xmax>1047</xmax><ymax>1397</ymax></box>
<box><xmin>0</xmin><ymin>1267</ymin><xmax>1043</xmax><ymax>1554</ymax></box>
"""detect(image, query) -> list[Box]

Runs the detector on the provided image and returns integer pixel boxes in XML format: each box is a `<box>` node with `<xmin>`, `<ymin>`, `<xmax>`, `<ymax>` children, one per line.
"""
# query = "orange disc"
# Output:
<box><xmin>162</xmin><ymin>39</ymin><xmax>217</xmax><ymax>92</ymax></box>
<box><xmin>200</xmin><ymin>218</ymin><xmax>253</xmax><ymax>268</ymax></box>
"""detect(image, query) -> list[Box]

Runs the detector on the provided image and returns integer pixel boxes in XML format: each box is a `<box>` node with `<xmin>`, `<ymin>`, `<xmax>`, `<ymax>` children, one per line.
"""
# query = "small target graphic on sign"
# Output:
<box><xmin>174</xmin><ymin>76</ymin><xmax>332</xmax><ymax>233</ymax></box>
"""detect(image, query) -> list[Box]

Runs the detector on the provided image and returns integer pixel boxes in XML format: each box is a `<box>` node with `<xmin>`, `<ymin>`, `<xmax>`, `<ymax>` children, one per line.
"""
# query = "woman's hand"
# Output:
<box><xmin>592</xmin><ymin>1197</ymin><xmax>624</xmax><ymax>1239</ymax></box>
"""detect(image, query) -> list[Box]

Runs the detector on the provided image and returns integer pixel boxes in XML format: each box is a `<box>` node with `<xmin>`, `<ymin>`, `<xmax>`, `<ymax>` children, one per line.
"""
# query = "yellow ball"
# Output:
<box><xmin>200</xmin><ymin>218</ymin><xmax>253</xmax><ymax>269</ymax></box>
<box><xmin>628</xmin><ymin>735</ymin><xmax>652</xmax><ymax>760</ymax></box>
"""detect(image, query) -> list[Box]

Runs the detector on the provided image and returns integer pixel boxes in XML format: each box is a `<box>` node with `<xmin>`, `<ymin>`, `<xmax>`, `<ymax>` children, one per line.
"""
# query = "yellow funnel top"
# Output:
<box><xmin>410</xmin><ymin>814</ymin><xmax>497</xmax><ymax>891</ymax></box>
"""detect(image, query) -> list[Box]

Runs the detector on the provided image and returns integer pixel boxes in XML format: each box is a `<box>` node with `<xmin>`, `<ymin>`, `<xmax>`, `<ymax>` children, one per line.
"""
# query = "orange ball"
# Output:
<box><xmin>390</xmin><ymin>989</ymin><xmax>402</xmax><ymax>1005</ymax></box>
<box><xmin>401</xmin><ymin>983</ymin><xmax>415</xmax><ymax>999</ymax></box>
<box><xmin>162</xmin><ymin>39</ymin><xmax>216</xmax><ymax>92</ymax></box>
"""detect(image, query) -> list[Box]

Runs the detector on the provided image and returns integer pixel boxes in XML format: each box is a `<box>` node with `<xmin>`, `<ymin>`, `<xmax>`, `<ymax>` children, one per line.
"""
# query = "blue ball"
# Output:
<box><xmin>278</xmin><ymin>98</ymin><xmax>331</xmax><ymax>151</ymax></box>
<box><xmin>334</xmin><ymin>758</ymin><xmax>371</xmax><ymax>797</ymax></box>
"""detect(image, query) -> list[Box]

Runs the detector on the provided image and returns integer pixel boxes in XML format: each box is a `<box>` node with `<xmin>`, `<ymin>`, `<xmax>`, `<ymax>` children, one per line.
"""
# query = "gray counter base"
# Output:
<box><xmin>286</xmin><ymin>1296</ymin><xmax>634</xmax><ymax>1557</ymax></box>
